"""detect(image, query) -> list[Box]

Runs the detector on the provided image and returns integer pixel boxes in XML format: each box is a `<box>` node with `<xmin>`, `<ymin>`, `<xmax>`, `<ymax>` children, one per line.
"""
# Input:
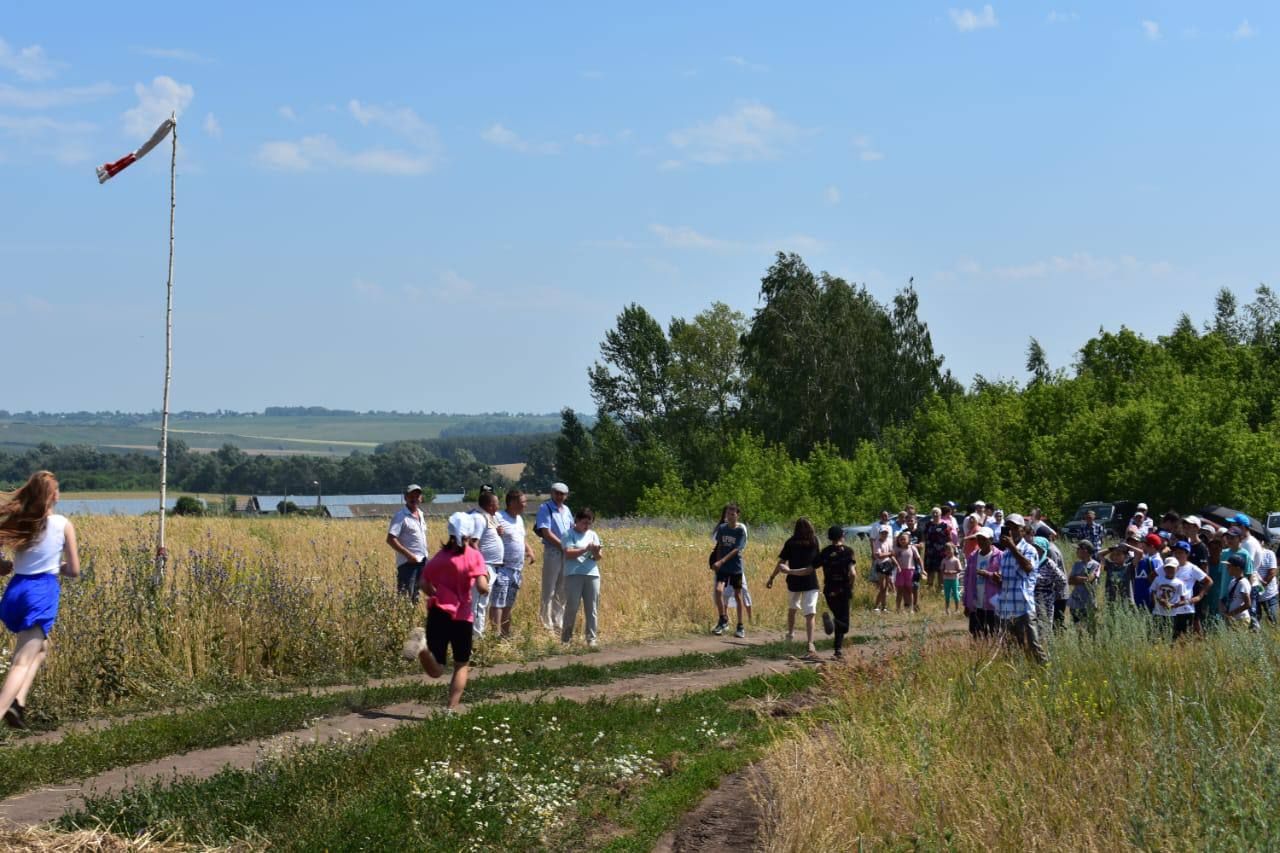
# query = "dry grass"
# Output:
<box><xmin>16</xmin><ymin>517</ymin><xmax>938</xmax><ymax>721</ymax></box>
<box><xmin>755</xmin><ymin>613</ymin><xmax>1280</xmax><ymax>851</ymax></box>
<box><xmin>0</xmin><ymin>821</ymin><xmax>219</xmax><ymax>852</ymax></box>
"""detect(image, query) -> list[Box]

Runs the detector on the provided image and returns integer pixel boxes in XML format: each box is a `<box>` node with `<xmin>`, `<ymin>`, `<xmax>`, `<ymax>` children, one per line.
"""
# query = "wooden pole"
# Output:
<box><xmin>156</xmin><ymin>112</ymin><xmax>176</xmax><ymax>581</ymax></box>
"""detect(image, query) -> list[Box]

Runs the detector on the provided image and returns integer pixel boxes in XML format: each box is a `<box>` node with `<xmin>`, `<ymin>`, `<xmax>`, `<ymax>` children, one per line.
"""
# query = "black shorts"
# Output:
<box><xmin>715</xmin><ymin>571</ymin><xmax>743</xmax><ymax>590</ymax></box>
<box><xmin>426</xmin><ymin>606</ymin><xmax>474</xmax><ymax>666</ymax></box>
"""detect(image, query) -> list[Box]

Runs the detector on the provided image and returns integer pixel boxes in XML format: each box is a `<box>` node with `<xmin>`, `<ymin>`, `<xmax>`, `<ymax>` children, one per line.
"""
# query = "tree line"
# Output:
<box><xmin>555</xmin><ymin>252</ymin><xmax>1280</xmax><ymax>524</ymax></box>
<box><xmin>0</xmin><ymin>439</ymin><xmax>516</xmax><ymax>496</ymax></box>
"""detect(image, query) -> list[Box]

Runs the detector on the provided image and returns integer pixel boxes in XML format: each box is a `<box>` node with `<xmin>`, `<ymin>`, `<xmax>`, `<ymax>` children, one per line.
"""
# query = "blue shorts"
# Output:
<box><xmin>0</xmin><ymin>573</ymin><xmax>61</xmax><ymax>637</ymax></box>
<box><xmin>491</xmin><ymin>568</ymin><xmax>521</xmax><ymax>609</ymax></box>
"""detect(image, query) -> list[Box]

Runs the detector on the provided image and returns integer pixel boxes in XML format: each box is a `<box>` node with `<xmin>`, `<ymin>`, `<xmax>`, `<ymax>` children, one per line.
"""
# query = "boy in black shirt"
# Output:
<box><xmin>818</xmin><ymin>525</ymin><xmax>856</xmax><ymax>659</ymax></box>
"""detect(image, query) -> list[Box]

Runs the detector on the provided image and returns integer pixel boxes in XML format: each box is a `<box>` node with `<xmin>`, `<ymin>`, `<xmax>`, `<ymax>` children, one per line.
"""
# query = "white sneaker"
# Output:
<box><xmin>785</xmin><ymin>632</ymin><xmax>794</xmax><ymax>643</ymax></box>
<box><xmin>402</xmin><ymin>627</ymin><xmax>426</xmax><ymax>661</ymax></box>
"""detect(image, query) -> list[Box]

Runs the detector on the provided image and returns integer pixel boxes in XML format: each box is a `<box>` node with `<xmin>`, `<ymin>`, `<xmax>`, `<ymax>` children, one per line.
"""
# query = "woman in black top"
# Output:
<box><xmin>767</xmin><ymin>518</ymin><xmax>821</xmax><ymax>659</ymax></box>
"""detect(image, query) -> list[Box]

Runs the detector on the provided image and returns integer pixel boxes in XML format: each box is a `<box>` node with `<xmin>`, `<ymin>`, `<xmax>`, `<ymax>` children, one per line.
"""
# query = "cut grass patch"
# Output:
<box><xmin>59</xmin><ymin>670</ymin><xmax>822</xmax><ymax>851</ymax></box>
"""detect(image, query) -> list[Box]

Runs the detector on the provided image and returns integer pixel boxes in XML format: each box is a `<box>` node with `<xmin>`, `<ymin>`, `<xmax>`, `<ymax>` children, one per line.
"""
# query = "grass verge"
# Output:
<box><xmin>1</xmin><ymin>637</ymin><xmax>842</xmax><ymax>802</ymax></box>
<box><xmin>757</xmin><ymin>608</ymin><xmax>1280</xmax><ymax>851</ymax></box>
<box><xmin>59</xmin><ymin>669</ymin><xmax>822</xmax><ymax>851</ymax></box>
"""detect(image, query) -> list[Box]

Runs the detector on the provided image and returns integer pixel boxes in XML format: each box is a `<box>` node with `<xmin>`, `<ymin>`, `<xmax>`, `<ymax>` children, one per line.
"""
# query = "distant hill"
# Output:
<box><xmin>0</xmin><ymin>409</ymin><xmax>566</xmax><ymax>457</ymax></box>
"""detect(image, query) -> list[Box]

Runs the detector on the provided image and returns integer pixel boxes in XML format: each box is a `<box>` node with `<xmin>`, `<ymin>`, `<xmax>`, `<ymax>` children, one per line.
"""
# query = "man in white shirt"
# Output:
<box><xmin>470</xmin><ymin>489</ymin><xmax>505</xmax><ymax>637</ymax></box>
<box><xmin>386</xmin><ymin>484</ymin><xmax>429</xmax><ymax>603</ymax></box>
<box><xmin>491</xmin><ymin>489</ymin><xmax>536</xmax><ymax>639</ymax></box>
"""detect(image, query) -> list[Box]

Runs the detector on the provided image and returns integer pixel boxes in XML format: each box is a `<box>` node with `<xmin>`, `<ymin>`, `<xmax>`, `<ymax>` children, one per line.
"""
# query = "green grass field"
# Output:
<box><xmin>0</xmin><ymin>412</ymin><xmax>561</xmax><ymax>456</ymax></box>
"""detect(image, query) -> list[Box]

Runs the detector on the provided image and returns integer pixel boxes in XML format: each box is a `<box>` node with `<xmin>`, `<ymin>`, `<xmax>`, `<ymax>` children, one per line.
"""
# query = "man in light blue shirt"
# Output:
<box><xmin>534</xmin><ymin>482</ymin><xmax>574</xmax><ymax>632</ymax></box>
<box><xmin>997</xmin><ymin>513</ymin><xmax>1048</xmax><ymax>665</ymax></box>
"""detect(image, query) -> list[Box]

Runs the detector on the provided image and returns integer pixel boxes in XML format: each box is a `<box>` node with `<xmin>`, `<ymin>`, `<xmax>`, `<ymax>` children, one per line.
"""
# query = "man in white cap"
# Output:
<box><xmin>386</xmin><ymin>484</ymin><xmax>429</xmax><ymax>602</ymax></box>
<box><xmin>534</xmin><ymin>482</ymin><xmax>574</xmax><ymax>632</ymax></box>
<box><xmin>996</xmin><ymin>513</ymin><xmax>1048</xmax><ymax>664</ymax></box>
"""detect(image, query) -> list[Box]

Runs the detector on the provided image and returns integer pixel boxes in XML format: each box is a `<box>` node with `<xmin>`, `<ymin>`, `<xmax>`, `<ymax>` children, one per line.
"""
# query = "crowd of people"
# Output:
<box><xmin>2</xmin><ymin>470</ymin><xmax>1270</xmax><ymax>720</ymax></box>
<box><xmin>395</xmin><ymin>481</ymin><xmax>604</xmax><ymax>708</ymax></box>
<box><xmin>851</xmin><ymin>501</ymin><xmax>1274</xmax><ymax>664</ymax></box>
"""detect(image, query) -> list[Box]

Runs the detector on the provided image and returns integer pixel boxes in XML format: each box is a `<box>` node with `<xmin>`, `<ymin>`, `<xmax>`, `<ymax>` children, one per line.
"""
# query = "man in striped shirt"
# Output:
<box><xmin>996</xmin><ymin>513</ymin><xmax>1049</xmax><ymax>665</ymax></box>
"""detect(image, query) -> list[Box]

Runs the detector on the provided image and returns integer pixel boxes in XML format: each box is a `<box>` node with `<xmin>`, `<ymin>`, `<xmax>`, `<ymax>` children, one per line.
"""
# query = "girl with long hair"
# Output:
<box><xmin>767</xmin><ymin>517</ymin><xmax>821</xmax><ymax>658</ymax></box>
<box><xmin>0</xmin><ymin>471</ymin><xmax>80</xmax><ymax>728</ymax></box>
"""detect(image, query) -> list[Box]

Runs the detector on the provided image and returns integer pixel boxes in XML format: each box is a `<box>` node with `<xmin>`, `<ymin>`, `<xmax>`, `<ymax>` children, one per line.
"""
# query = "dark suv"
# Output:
<box><xmin>1063</xmin><ymin>500</ymin><xmax>1139</xmax><ymax>541</ymax></box>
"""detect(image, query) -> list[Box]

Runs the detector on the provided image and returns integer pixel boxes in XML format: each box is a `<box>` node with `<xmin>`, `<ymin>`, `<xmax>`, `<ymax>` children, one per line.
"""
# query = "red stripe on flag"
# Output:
<box><xmin>96</xmin><ymin>153</ymin><xmax>137</xmax><ymax>184</ymax></box>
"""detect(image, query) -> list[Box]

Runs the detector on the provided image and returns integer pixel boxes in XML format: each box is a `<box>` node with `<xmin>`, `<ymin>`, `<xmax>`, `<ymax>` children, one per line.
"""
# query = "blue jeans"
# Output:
<box><xmin>397</xmin><ymin>560</ymin><xmax>424</xmax><ymax>603</ymax></box>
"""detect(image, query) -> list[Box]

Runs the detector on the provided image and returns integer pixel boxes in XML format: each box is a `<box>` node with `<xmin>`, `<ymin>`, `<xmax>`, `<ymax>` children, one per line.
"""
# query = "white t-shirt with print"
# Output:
<box><xmin>1150</xmin><ymin>575</ymin><xmax>1188</xmax><ymax>617</ymax></box>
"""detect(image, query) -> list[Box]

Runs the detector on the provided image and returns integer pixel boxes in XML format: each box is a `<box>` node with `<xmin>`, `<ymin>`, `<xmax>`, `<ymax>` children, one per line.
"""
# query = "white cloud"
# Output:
<box><xmin>433</xmin><ymin>270</ymin><xmax>476</xmax><ymax>304</ymax></box>
<box><xmin>949</xmin><ymin>5</ymin><xmax>998</xmax><ymax>32</ymax></box>
<box><xmin>853</xmin><ymin>134</ymin><xmax>884</xmax><ymax>161</ymax></box>
<box><xmin>122</xmin><ymin>76</ymin><xmax>193</xmax><ymax>137</ymax></box>
<box><xmin>352</xmin><ymin>278</ymin><xmax>383</xmax><ymax>298</ymax></box>
<box><xmin>952</xmin><ymin>252</ymin><xmax>1173</xmax><ymax>281</ymax></box>
<box><xmin>256</xmin><ymin>134</ymin><xmax>435</xmax><ymax>175</ymax></box>
<box><xmin>573</xmin><ymin>132</ymin><xmax>608</xmax><ymax>147</ymax></box>
<box><xmin>1046</xmin><ymin>11</ymin><xmax>1078</xmax><ymax>24</ymax></box>
<box><xmin>135</xmin><ymin>47</ymin><xmax>210</xmax><ymax>63</ymax></box>
<box><xmin>0</xmin><ymin>37</ymin><xmax>62</xmax><ymax>81</ymax></box>
<box><xmin>657</xmin><ymin>159</ymin><xmax>683</xmax><ymax>171</ymax></box>
<box><xmin>824</xmin><ymin>185</ymin><xmax>841</xmax><ymax>205</ymax></box>
<box><xmin>649</xmin><ymin>223</ymin><xmax>823</xmax><ymax>254</ymax></box>
<box><xmin>0</xmin><ymin>81</ymin><xmax>116</xmax><ymax>109</ymax></box>
<box><xmin>667</xmin><ymin>102</ymin><xmax>803</xmax><ymax>165</ymax></box>
<box><xmin>1142</xmin><ymin>20</ymin><xmax>1161</xmax><ymax>41</ymax></box>
<box><xmin>480</xmin><ymin>122</ymin><xmax>559</xmax><ymax>155</ymax></box>
<box><xmin>258</xmin><ymin>100</ymin><xmax>441</xmax><ymax>175</ymax></box>
<box><xmin>278</xmin><ymin>105</ymin><xmax>297</xmax><ymax>121</ymax></box>
<box><xmin>650</xmin><ymin>224</ymin><xmax>733</xmax><ymax>250</ymax></box>
<box><xmin>348</xmin><ymin>100</ymin><xmax>440</xmax><ymax>151</ymax></box>
<box><xmin>1234</xmin><ymin>19</ymin><xmax>1257</xmax><ymax>40</ymax></box>
<box><xmin>202</xmin><ymin>112</ymin><xmax>221</xmax><ymax>137</ymax></box>
<box><xmin>0</xmin><ymin>114</ymin><xmax>96</xmax><ymax>163</ymax></box>
<box><xmin>723</xmin><ymin>55</ymin><xmax>768</xmax><ymax>72</ymax></box>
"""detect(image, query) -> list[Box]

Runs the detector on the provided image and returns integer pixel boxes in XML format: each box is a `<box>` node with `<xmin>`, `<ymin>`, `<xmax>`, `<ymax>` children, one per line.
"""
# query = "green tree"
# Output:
<box><xmin>1025</xmin><ymin>337</ymin><xmax>1050</xmax><ymax>385</ymax></box>
<box><xmin>587</xmin><ymin>304</ymin><xmax>673</xmax><ymax>430</ymax></box>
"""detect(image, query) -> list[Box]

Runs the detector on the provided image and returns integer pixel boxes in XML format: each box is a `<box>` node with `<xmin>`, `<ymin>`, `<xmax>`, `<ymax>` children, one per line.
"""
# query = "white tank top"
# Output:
<box><xmin>12</xmin><ymin>514</ymin><xmax>68</xmax><ymax>576</ymax></box>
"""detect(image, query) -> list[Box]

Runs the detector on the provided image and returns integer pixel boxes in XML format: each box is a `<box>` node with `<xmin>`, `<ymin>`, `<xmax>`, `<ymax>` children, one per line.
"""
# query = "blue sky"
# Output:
<box><xmin>2</xmin><ymin>2</ymin><xmax>1275</xmax><ymax>414</ymax></box>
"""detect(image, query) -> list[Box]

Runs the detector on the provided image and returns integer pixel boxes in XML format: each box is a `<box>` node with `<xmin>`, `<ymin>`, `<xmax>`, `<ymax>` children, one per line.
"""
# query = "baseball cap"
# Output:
<box><xmin>404</xmin><ymin>484</ymin><xmax>423</xmax><ymax>496</ymax></box>
<box><xmin>1183</xmin><ymin>515</ymin><xmax>1201</xmax><ymax>526</ymax></box>
<box><xmin>1227</xmin><ymin>526</ymin><xmax>1245</xmax><ymax>537</ymax></box>
<box><xmin>973</xmin><ymin>500</ymin><xmax>987</xmax><ymax>508</ymax></box>
<box><xmin>1232</xmin><ymin>513</ymin><xmax>1252</xmax><ymax>526</ymax></box>
<box><xmin>1162</xmin><ymin>556</ymin><xmax>1179</xmax><ymax>569</ymax></box>
<box><xmin>1172</xmin><ymin>540</ymin><xmax>1192</xmax><ymax>552</ymax></box>
<box><xmin>967</xmin><ymin>527</ymin><xmax>994</xmax><ymax>540</ymax></box>
<box><xmin>1005</xmin><ymin>513</ymin><xmax>1027</xmax><ymax>528</ymax></box>
<box><xmin>1144</xmin><ymin>533</ymin><xmax>1163</xmax><ymax>549</ymax></box>
<box><xmin>1076</xmin><ymin>539</ymin><xmax>1096</xmax><ymax>554</ymax></box>
<box><xmin>877</xmin><ymin>524</ymin><xmax>891</xmax><ymax>537</ymax></box>
<box><xmin>447</xmin><ymin>511</ymin><xmax>476</xmax><ymax>542</ymax></box>
<box><xmin>943</xmin><ymin>500</ymin><xmax>957</xmax><ymax>509</ymax></box>
<box><xmin>1137</xmin><ymin>502</ymin><xmax>1149</xmax><ymax>511</ymax></box>
<box><xmin>550</xmin><ymin>482</ymin><xmax>570</xmax><ymax>495</ymax></box>
<box><xmin>1228</xmin><ymin>553</ymin><xmax>1247</xmax><ymax>568</ymax></box>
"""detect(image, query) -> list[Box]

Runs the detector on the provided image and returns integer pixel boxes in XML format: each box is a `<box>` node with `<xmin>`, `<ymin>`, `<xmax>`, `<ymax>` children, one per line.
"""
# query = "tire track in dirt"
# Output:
<box><xmin>0</xmin><ymin>621</ymin><xmax>960</xmax><ymax>827</ymax></box>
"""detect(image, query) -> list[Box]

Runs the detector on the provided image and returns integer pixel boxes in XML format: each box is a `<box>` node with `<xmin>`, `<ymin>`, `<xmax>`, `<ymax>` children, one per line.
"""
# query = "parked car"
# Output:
<box><xmin>844</xmin><ymin>522</ymin><xmax>880</xmax><ymax>541</ymax></box>
<box><xmin>1268</xmin><ymin>512</ymin><xmax>1280</xmax><ymax>544</ymax></box>
<box><xmin>1063</xmin><ymin>500</ymin><xmax>1139</xmax><ymax>541</ymax></box>
<box><xmin>1198</xmin><ymin>505</ymin><xmax>1275</xmax><ymax>544</ymax></box>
